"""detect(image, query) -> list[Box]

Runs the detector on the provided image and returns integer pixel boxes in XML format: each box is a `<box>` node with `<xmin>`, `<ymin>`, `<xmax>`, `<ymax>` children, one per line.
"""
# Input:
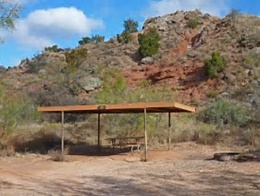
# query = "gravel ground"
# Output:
<box><xmin>0</xmin><ymin>142</ymin><xmax>259</xmax><ymax>196</ymax></box>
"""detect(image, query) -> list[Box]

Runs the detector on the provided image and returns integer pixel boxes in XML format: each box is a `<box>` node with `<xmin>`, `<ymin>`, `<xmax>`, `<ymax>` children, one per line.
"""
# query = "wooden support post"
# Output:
<box><xmin>61</xmin><ymin>111</ymin><xmax>64</xmax><ymax>154</ymax></box>
<box><xmin>97</xmin><ymin>113</ymin><xmax>101</xmax><ymax>151</ymax></box>
<box><xmin>168</xmin><ymin>112</ymin><xmax>172</xmax><ymax>151</ymax></box>
<box><xmin>144</xmin><ymin>108</ymin><xmax>148</xmax><ymax>161</ymax></box>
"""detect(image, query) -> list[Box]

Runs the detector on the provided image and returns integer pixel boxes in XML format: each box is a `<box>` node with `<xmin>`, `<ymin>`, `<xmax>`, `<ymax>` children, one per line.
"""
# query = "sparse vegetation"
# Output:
<box><xmin>138</xmin><ymin>27</ymin><xmax>160</xmax><ymax>58</ymax></box>
<box><xmin>198</xmin><ymin>98</ymin><xmax>248</xmax><ymax>127</ymax></box>
<box><xmin>48</xmin><ymin>147</ymin><xmax>68</xmax><ymax>162</ymax></box>
<box><xmin>0</xmin><ymin>84</ymin><xmax>38</xmax><ymax>140</ymax></box>
<box><xmin>205</xmin><ymin>52</ymin><xmax>225</xmax><ymax>78</ymax></box>
<box><xmin>187</xmin><ymin>18</ymin><xmax>199</xmax><ymax>29</ymax></box>
<box><xmin>95</xmin><ymin>69</ymin><xmax>176</xmax><ymax>141</ymax></box>
<box><xmin>124</xmin><ymin>18</ymin><xmax>138</xmax><ymax>33</ymax></box>
<box><xmin>44</xmin><ymin>45</ymin><xmax>63</xmax><ymax>52</ymax></box>
<box><xmin>64</xmin><ymin>48</ymin><xmax>88</xmax><ymax>83</ymax></box>
<box><xmin>1</xmin><ymin>10</ymin><xmax>260</xmax><ymax>157</ymax></box>
<box><xmin>78</xmin><ymin>34</ymin><xmax>105</xmax><ymax>45</ymax></box>
<box><xmin>117</xmin><ymin>31</ymin><xmax>132</xmax><ymax>44</ymax></box>
<box><xmin>117</xmin><ymin>18</ymin><xmax>138</xmax><ymax>44</ymax></box>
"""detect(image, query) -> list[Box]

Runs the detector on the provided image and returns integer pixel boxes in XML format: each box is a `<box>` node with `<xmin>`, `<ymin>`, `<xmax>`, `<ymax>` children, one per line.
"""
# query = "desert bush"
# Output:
<box><xmin>243</xmin><ymin>51</ymin><xmax>260</xmax><ymax>80</ymax></box>
<box><xmin>226</xmin><ymin>9</ymin><xmax>241</xmax><ymax>27</ymax></box>
<box><xmin>29</xmin><ymin>83</ymin><xmax>86</xmax><ymax>122</ymax></box>
<box><xmin>0</xmin><ymin>84</ymin><xmax>39</xmax><ymax>139</ymax></box>
<box><xmin>48</xmin><ymin>147</ymin><xmax>68</xmax><ymax>162</ymax></box>
<box><xmin>96</xmin><ymin>70</ymin><xmax>175</xmax><ymax>104</ymax></box>
<box><xmin>78</xmin><ymin>36</ymin><xmax>92</xmax><ymax>45</ymax></box>
<box><xmin>117</xmin><ymin>31</ymin><xmax>132</xmax><ymax>44</ymax></box>
<box><xmin>205</xmin><ymin>51</ymin><xmax>226</xmax><ymax>78</ymax></box>
<box><xmin>138</xmin><ymin>27</ymin><xmax>160</xmax><ymax>58</ymax></box>
<box><xmin>64</xmin><ymin>48</ymin><xmax>88</xmax><ymax>78</ymax></box>
<box><xmin>171</xmin><ymin>114</ymin><xmax>219</xmax><ymax>145</ymax></box>
<box><xmin>62</xmin><ymin>47</ymin><xmax>88</xmax><ymax>94</ymax></box>
<box><xmin>207</xmin><ymin>90</ymin><xmax>219</xmax><ymax>98</ymax></box>
<box><xmin>78</xmin><ymin>35</ymin><xmax>105</xmax><ymax>45</ymax></box>
<box><xmin>0</xmin><ymin>146</ymin><xmax>15</xmax><ymax>157</ymax></box>
<box><xmin>243</xmin><ymin>51</ymin><xmax>260</xmax><ymax>68</ymax></box>
<box><xmin>194</xmin><ymin>123</ymin><xmax>219</xmax><ymax>145</ymax></box>
<box><xmin>187</xmin><ymin>18</ymin><xmax>199</xmax><ymax>29</ymax></box>
<box><xmin>44</xmin><ymin>45</ymin><xmax>63</xmax><ymax>52</ymax></box>
<box><xmin>7</xmin><ymin>125</ymin><xmax>61</xmax><ymax>153</ymax></box>
<box><xmin>116</xmin><ymin>18</ymin><xmax>138</xmax><ymax>44</ymax></box>
<box><xmin>234</xmin><ymin>127</ymin><xmax>260</xmax><ymax>146</ymax></box>
<box><xmin>198</xmin><ymin>98</ymin><xmax>248</xmax><ymax>127</ymax></box>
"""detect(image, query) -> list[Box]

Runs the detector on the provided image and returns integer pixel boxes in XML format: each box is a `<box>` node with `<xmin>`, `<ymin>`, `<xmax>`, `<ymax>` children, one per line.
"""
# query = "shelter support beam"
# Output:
<box><xmin>97</xmin><ymin>113</ymin><xmax>101</xmax><ymax>151</ymax></box>
<box><xmin>168</xmin><ymin>112</ymin><xmax>172</xmax><ymax>150</ymax></box>
<box><xmin>144</xmin><ymin>108</ymin><xmax>147</xmax><ymax>161</ymax></box>
<box><xmin>61</xmin><ymin>111</ymin><xmax>64</xmax><ymax>153</ymax></box>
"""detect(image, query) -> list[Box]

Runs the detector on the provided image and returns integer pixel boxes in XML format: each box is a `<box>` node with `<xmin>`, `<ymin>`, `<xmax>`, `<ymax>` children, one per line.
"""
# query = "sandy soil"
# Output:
<box><xmin>0</xmin><ymin>142</ymin><xmax>259</xmax><ymax>196</ymax></box>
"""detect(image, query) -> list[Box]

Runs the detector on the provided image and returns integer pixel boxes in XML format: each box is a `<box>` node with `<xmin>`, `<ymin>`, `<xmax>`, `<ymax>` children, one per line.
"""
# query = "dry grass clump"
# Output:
<box><xmin>0</xmin><ymin>146</ymin><xmax>15</xmax><ymax>157</ymax></box>
<box><xmin>48</xmin><ymin>147</ymin><xmax>69</xmax><ymax>162</ymax></box>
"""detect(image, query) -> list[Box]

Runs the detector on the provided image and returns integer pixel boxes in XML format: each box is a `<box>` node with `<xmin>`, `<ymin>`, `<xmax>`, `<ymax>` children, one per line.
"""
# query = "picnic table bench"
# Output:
<box><xmin>105</xmin><ymin>136</ymin><xmax>145</xmax><ymax>153</ymax></box>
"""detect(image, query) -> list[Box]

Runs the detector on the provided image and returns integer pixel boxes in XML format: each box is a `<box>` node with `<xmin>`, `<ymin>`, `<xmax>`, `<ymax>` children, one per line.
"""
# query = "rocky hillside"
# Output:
<box><xmin>0</xmin><ymin>10</ymin><xmax>259</xmax><ymax>107</ymax></box>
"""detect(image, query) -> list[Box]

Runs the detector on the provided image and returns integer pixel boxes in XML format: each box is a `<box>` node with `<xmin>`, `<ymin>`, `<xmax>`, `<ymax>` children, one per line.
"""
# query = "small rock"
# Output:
<box><xmin>140</xmin><ymin>57</ymin><xmax>154</xmax><ymax>65</ymax></box>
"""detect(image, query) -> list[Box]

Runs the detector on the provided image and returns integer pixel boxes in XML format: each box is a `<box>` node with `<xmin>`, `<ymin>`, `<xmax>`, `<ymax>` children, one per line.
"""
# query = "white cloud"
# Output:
<box><xmin>146</xmin><ymin>0</ymin><xmax>229</xmax><ymax>17</ymax></box>
<box><xmin>5</xmin><ymin>0</ymin><xmax>37</xmax><ymax>4</ymax></box>
<box><xmin>5</xmin><ymin>7</ymin><xmax>104</xmax><ymax>49</ymax></box>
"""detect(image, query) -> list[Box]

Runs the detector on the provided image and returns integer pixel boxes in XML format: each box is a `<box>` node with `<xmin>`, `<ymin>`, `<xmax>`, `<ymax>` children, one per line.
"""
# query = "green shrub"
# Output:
<box><xmin>205</xmin><ymin>52</ymin><xmax>225</xmax><ymax>78</ymax></box>
<box><xmin>64</xmin><ymin>48</ymin><xmax>88</xmax><ymax>81</ymax></box>
<box><xmin>123</xmin><ymin>18</ymin><xmax>138</xmax><ymax>33</ymax></box>
<box><xmin>78</xmin><ymin>36</ymin><xmax>92</xmax><ymax>45</ymax></box>
<box><xmin>117</xmin><ymin>31</ymin><xmax>132</xmax><ymax>44</ymax></box>
<box><xmin>116</xmin><ymin>18</ymin><xmax>138</xmax><ymax>44</ymax></box>
<box><xmin>207</xmin><ymin>90</ymin><xmax>219</xmax><ymax>98</ymax></box>
<box><xmin>78</xmin><ymin>35</ymin><xmax>105</xmax><ymax>45</ymax></box>
<box><xmin>44</xmin><ymin>45</ymin><xmax>63</xmax><ymax>52</ymax></box>
<box><xmin>198</xmin><ymin>98</ymin><xmax>248</xmax><ymax>127</ymax></box>
<box><xmin>138</xmin><ymin>27</ymin><xmax>160</xmax><ymax>58</ymax></box>
<box><xmin>187</xmin><ymin>18</ymin><xmax>199</xmax><ymax>29</ymax></box>
<box><xmin>91</xmin><ymin>34</ymin><xmax>105</xmax><ymax>43</ymax></box>
<box><xmin>243</xmin><ymin>52</ymin><xmax>260</xmax><ymax>80</ymax></box>
<box><xmin>0</xmin><ymin>84</ymin><xmax>39</xmax><ymax>139</ymax></box>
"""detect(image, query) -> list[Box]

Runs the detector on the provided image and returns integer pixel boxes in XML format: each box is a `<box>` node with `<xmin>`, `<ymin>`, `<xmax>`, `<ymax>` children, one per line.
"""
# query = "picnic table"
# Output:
<box><xmin>105</xmin><ymin>136</ymin><xmax>145</xmax><ymax>152</ymax></box>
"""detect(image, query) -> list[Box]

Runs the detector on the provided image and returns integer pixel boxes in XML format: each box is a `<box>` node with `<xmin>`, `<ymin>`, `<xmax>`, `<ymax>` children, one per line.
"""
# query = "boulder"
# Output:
<box><xmin>78</xmin><ymin>77</ymin><xmax>102</xmax><ymax>92</ymax></box>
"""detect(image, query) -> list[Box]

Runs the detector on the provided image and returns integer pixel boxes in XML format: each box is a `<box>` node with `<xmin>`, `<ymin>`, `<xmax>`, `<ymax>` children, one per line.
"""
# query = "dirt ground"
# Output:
<box><xmin>0</xmin><ymin>142</ymin><xmax>259</xmax><ymax>196</ymax></box>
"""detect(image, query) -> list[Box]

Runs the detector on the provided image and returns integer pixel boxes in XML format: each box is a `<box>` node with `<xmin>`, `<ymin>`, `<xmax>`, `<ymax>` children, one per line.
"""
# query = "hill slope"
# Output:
<box><xmin>0</xmin><ymin>10</ymin><xmax>259</xmax><ymax>107</ymax></box>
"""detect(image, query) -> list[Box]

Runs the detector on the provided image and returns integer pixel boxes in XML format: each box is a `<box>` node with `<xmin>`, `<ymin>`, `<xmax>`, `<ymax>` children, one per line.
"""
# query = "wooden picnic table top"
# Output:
<box><xmin>105</xmin><ymin>136</ymin><xmax>144</xmax><ymax>141</ymax></box>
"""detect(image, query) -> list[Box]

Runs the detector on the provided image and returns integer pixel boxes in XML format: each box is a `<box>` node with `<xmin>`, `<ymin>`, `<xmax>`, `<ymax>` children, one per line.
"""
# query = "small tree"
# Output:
<box><xmin>78</xmin><ymin>36</ymin><xmax>92</xmax><ymax>45</ymax></box>
<box><xmin>64</xmin><ymin>48</ymin><xmax>88</xmax><ymax>80</ymax></box>
<box><xmin>0</xmin><ymin>1</ymin><xmax>22</xmax><ymax>42</ymax></box>
<box><xmin>123</xmin><ymin>18</ymin><xmax>138</xmax><ymax>33</ymax></box>
<box><xmin>138</xmin><ymin>27</ymin><xmax>160</xmax><ymax>58</ymax></box>
<box><xmin>91</xmin><ymin>34</ymin><xmax>105</xmax><ymax>43</ymax></box>
<box><xmin>0</xmin><ymin>84</ymin><xmax>38</xmax><ymax>139</ymax></box>
<box><xmin>44</xmin><ymin>45</ymin><xmax>63</xmax><ymax>52</ymax></box>
<box><xmin>78</xmin><ymin>35</ymin><xmax>105</xmax><ymax>45</ymax></box>
<box><xmin>117</xmin><ymin>31</ymin><xmax>132</xmax><ymax>44</ymax></box>
<box><xmin>205</xmin><ymin>52</ymin><xmax>225</xmax><ymax>78</ymax></box>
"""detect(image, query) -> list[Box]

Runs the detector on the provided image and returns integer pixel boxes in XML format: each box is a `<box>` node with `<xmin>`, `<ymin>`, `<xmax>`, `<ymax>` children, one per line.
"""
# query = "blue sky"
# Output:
<box><xmin>0</xmin><ymin>0</ymin><xmax>259</xmax><ymax>67</ymax></box>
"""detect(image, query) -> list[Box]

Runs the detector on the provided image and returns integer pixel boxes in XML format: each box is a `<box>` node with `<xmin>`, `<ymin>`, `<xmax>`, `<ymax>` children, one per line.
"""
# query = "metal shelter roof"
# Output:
<box><xmin>37</xmin><ymin>102</ymin><xmax>196</xmax><ymax>113</ymax></box>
